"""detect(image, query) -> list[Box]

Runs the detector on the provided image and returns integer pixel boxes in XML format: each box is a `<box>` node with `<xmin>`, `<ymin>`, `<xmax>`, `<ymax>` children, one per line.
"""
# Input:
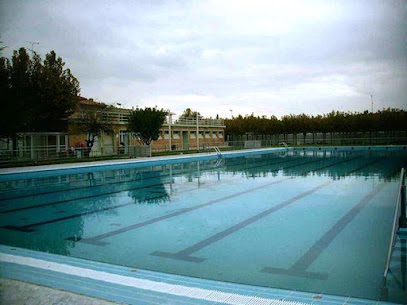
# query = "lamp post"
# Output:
<box><xmin>27</xmin><ymin>41</ymin><xmax>39</xmax><ymax>55</ymax></box>
<box><xmin>168</xmin><ymin>111</ymin><xmax>175</xmax><ymax>152</ymax></box>
<box><xmin>196</xmin><ymin>114</ymin><xmax>199</xmax><ymax>152</ymax></box>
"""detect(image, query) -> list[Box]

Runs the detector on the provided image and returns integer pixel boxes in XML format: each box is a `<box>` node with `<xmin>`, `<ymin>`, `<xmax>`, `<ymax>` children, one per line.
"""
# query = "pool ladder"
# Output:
<box><xmin>213</xmin><ymin>146</ymin><xmax>222</xmax><ymax>156</ymax></box>
<box><xmin>383</xmin><ymin>167</ymin><xmax>406</xmax><ymax>279</ymax></box>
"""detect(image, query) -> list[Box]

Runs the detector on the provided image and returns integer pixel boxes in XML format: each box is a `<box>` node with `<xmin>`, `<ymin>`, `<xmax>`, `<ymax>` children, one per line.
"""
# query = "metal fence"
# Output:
<box><xmin>0</xmin><ymin>145</ymin><xmax>145</xmax><ymax>165</ymax></box>
<box><xmin>1</xmin><ymin>136</ymin><xmax>406</xmax><ymax>166</ymax></box>
<box><xmin>227</xmin><ymin>131</ymin><xmax>407</xmax><ymax>146</ymax></box>
<box><xmin>0</xmin><ymin>142</ymin><xmax>224</xmax><ymax>166</ymax></box>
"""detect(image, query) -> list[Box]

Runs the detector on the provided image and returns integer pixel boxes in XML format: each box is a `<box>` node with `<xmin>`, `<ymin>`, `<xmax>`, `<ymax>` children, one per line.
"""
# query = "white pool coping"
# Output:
<box><xmin>0</xmin><ymin>147</ymin><xmax>289</xmax><ymax>175</ymax></box>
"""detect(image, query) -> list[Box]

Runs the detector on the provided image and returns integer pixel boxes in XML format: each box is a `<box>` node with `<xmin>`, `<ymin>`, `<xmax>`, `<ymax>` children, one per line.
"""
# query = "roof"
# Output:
<box><xmin>77</xmin><ymin>96</ymin><xmax>106</xmax><ymax>107</ymax></box>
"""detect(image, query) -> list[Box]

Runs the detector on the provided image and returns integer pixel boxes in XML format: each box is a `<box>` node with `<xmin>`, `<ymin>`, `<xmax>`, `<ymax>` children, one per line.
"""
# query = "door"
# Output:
<box><xmin>182</xmin><ymin>131</ymin><xmax>189</xmax><ymax>150</ymax></box>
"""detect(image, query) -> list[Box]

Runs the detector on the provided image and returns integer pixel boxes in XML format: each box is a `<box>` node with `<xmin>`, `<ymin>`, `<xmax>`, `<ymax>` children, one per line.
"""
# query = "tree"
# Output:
<box><xmin>0</xmin><ymin>41</ymin><xmax>6</xmax><ymax>55</ymax></box>
<box><xmin>127</xmin><ymin>107</ymin><xmax>167</xmax><ymax>146</ymax></box>
<box><xmin>70</xmin><ymin>104</ymin><xmax>114</xmax><ymax>157</ymax></box>
<box><xmin>224</xmin><ymin>109</ymin><xmax>407</xmax><ymax>137</ymax></box>
<box><xmin>32</xmin><ymin>51</ymin><xmax>80</xmax><ymax>131</ymax></box>
<box><xmin>0</xmin><ymin>47</ymin><xmax>80</xmax><ymax>149</ymax></box>
<box><xmin>179</xmin><ymin>108</ymin><xmax>200</xmax><ymax>119</ymax></box>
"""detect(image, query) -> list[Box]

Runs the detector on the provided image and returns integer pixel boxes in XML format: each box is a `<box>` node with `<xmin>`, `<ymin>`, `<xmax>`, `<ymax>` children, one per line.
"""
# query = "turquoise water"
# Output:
<box><xmin>0</xmin><ymin>148</ymin><xmax>406</xmax><ymax>303</ymax></box>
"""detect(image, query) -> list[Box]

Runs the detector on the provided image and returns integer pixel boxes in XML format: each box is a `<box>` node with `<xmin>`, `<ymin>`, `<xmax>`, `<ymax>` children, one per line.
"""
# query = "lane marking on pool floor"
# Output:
<box><xmin>76</xmin><ymin>156</ymin><xmax>364</xmax><ymax>246</ymax></box>
<box><xmin>2</xmin><ymin>157</ymin><xmax>334</xmax><ymax>233</ymax></box>
<box><xmin>262</xmin><ymin>182</ymin><xmax>388</xmax><ymax>279</ymax></box>
<box><xmin>0</xmin><ymin>253</ymin><xmax>309</xmax><ymax>305</ymax></box>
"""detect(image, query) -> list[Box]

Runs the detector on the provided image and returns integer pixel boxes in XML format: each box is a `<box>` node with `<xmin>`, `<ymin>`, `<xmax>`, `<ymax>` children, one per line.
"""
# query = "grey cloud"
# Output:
<box><xmin>0</xmin><ymin>0</ymin><xmax>406</xmax><ymax>117</ymax></box>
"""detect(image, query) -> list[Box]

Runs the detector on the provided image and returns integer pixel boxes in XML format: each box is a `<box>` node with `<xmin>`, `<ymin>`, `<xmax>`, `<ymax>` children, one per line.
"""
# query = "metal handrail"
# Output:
<box><xmin>165</xmin><ymin>117</ymin><xmax>225</xmax><ymax>127</ymax></box>
<box><xmin>213</xmin><ymin>146</ymin><xmax>221</xmax><ymax>155</ymax></box>
<box><xmin>278</xmin><ymin>142</ymin><xmax>288</xmax><ymax>148</ymax></box>
<box><xmin>383</xmin><ymin>167</ymin><xmax>405</xmax><ymax>278</ymax></box>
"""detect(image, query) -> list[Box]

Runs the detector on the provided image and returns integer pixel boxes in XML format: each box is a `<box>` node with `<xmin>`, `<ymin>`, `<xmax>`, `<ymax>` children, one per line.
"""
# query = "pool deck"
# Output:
<box><xmin>0</xmin><ymin>245</ymin><xmax>401</xmax><ymax>305</ymax></box>
<box><xmin>0</xmin><ymin>278</ymin><xmax>121</xmax><ymax>305</ymax></box>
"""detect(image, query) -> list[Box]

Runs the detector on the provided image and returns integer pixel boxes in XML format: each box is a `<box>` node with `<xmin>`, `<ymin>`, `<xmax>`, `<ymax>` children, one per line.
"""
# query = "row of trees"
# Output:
<box><xmin>225</xmin><ymin>109</ymin><xmax>407</xmax><ymax>136</ymax></box>
<box><xmin>0</xmin><ymin>47</ymin><xmax>80</xmax><ymax>149</ymax></box>
<box><xmin>0</xmin><ymin>47</ymin><xmax>168</xmax><ymax>153</ymax></box>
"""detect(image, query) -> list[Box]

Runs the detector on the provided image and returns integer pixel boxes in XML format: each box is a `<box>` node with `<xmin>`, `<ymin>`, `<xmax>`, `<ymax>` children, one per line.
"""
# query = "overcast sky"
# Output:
<box><xmin>1</xmin><ymin>0</ymin><xmax>406</xmax><ymax>118</ymax></box>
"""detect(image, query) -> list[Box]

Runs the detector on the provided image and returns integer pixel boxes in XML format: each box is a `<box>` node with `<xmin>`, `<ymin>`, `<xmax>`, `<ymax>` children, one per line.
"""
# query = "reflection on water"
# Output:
<box><xmin>1</xmin><ymin>150</ymin><xmax>406</xmax><ymax>198</ymax></box>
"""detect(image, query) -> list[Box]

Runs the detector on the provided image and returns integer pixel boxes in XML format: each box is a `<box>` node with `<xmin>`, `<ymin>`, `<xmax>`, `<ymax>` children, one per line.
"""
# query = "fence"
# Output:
<box><xmin>227</xmin><ymin>131</ymin><xmax>407</xmax><ymax>146</ymax></box>
<box><xmin>0</xmin><ymin>142</ymin><xmax>224</xmax><ymax>166</ymax></box>
<box><xmin>1</xmin><ymin>134</ymin><xmax>406</xmax><ymax>166</ymax></box>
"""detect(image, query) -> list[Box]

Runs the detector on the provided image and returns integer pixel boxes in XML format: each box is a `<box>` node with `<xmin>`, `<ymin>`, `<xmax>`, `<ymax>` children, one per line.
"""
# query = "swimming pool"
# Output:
<box><xmin>0</xmin><ymin>147</ymin><xmax>406</xmax><ymax>304</ymax></box>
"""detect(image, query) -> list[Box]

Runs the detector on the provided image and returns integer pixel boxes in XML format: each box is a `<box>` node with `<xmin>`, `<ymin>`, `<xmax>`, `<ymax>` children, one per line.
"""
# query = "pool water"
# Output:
<box><xmin>0</xmin><ymin>148</ymin><xmax>406</xmax><ymax>303</ymax></box>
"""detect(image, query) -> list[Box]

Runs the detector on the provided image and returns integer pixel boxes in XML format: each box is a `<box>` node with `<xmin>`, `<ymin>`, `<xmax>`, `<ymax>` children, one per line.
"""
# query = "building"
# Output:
<box><xmin>153</xmin><ymin>115</ymin><xmax>225</xmax><ymax>152</ymax></box>
<box><xmin>70</xmin><ymin>97</ymin><xmax>225</xmax><ymax>156</ymax></box>
<box><xmin>68</xmin><ymin>97</ymin><xmax>132</xmax><ymax>156</ymax></box>
<box><xmin>0</xmin><ymin>97</ymin><xmax>226</xmax><ymax>161</ymax></box>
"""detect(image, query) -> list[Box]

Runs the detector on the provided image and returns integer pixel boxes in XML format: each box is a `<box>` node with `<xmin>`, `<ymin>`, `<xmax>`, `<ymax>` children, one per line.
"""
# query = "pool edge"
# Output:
<box><xmin>0</xmin><ymin>245</ymin><xmax>401</xmax><ymax>305</ymax></box>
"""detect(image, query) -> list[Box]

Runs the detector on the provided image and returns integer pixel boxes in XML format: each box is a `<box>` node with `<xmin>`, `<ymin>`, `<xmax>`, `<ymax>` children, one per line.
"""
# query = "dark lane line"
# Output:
<box><xmin>151</xmin><ymin>181</ymin><xmax>333</xmax><ymax>263</ymax></box>
<box><xmin>261</xmin><ymin>164</ymin><xmax>405</xmax><ymax>280</ymax></box>
<box><xmin>0</xmin><ymin>154</ymin><xmax>291</xmax><ymax>201</ymax></box>
<box><xmin>77</xmin><ymin>156</ymin><xmax>364</xmax><ymax>246</ymax></box>
<box><xmin>2</xmin><ymin>156</ymin><xmax>355</xmax><ymax>233</ymax></box>
<box><xmin>0</xmin><ymin>154</ymin><xmax>321</xmax><ymax>214</ymax></box>
<box><xmin>261</xmin><ymin>183</ymin><xmax>387</xmax><ymax>279</ymax></box>
<box><xmin>149</xmin><ymin>158</ymin><xmax>385</xmax><ymax>263</ymax></box>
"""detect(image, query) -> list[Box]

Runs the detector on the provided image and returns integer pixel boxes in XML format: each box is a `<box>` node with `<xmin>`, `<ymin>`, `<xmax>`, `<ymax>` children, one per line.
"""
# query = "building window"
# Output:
<box><xmin>190</xmin><ymin>131</ymin><xmax>196</xmax><ymax>139</ymax></box>
<box><xmin>198</xmin><ymin>131</ymin><xmax>204</xmax><ymax>138</ymax></box>
<box><xmin>165</xmin><ymin>130</ymin><xmax>170</xmax><ymax>139</ymax></box>
<box><xmin>158</xmin><ymin>131</ymin><xmax>163</xmax><ymax>140</ymax></box>
<box><xmin>219</xmin><ymin>131</ymin><xmax>223</xmax><ymax>138</ymax></box>
<box><xmin>205</xmin><ymin>131</ymin><xmax>211</xmax><ymax>138</ymax></box>
<box><xmin>119</xmin><ymin>130</ymin><xmax>127</xmax><ymax>144</ymax></box>
<box><xmin>212</xmin><ymin>131</ymin><xmax>217</xmax><ymax>138</ymax></box>
<box><xmin>173</xmin><ymin>131</ymin><xmax>180</xmax><ymax>139</ymax></box>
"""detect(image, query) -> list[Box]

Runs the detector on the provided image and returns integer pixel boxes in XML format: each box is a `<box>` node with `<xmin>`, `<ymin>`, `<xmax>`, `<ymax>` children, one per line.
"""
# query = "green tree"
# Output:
<box><xmin>127</xmin><ymin>107</ymin><xmax>167</xmax><ymax>146</ymax></box>
<box><xmin>224</xmin><ymin>109</ymin><xmax>407</xmax><ymax>137</ymax></box>
<box><xmin>70</xmin><ymin>104</ymin><xmax>114</xmax><ymax>157</ymax></box>
<box><xmin>0</xmin><ymin>47</ymin><xmax>80</xmax><ymax>149</ymax></box>
<box><xmin>0</xmin><ymin>41</ymin><xmax>6</xmax><ymax>55</ymax></box>
<box><xmin>0</xmin><ymin>48</ymin><xmax>34</xmax><ymax>148</ymax></box>
<box><xmin>32</xmin><ymin>51</ymin><xmax>80</xmax><ymax>131</ymax></box>
<box><xmin>179</xmin><ymin>108</ymin><xmax>200</xmax><ymax>119</ymax></box>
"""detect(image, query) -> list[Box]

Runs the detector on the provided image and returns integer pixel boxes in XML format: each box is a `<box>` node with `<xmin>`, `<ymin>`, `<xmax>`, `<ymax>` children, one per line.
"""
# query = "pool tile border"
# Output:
<box><xmin>0</xmin><ymin>245</ymin><xmax>400</xmax><ymax>305</ymax></box>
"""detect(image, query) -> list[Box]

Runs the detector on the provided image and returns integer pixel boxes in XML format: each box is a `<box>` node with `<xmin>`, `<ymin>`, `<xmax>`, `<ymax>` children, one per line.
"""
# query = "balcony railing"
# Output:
<box><xmin>72</xmin><ymin>112</ymin><xmax>224</xmax><ymax>127</ymax></box>
<box><xmin>167</xmin><ymin>117</ymin><xmax>225</xmax><ymax>127</ymax></box>
<box><xmin>101</xmin><ymin>110</ymin><xmax>130</xmax><ymax>124</ymax></box>
<box><xmin>71</xmin><ymin>110</ymin><xmax>131</xmax><ymax>124</ymax></box>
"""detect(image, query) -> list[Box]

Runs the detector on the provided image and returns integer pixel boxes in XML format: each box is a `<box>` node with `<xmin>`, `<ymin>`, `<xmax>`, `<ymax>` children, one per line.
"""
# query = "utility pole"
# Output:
<box><xmin>229</xmin><ymin>109</ymin><xmax>233</xmax><ymax>119</ymax></box>
<box><xmin>371</xmin><ymin>95</ymin><xmax>374</xmax><ymax>113</ymax></box>
<box><xmin>27</xmin><ymin>41</ymin><xmax>39</xmax><ymax>55</ymax></box>
<box><xmin>168</xmin><ymin>112</ymin><xmax>172</xmax><ymax>152</ymax></box>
